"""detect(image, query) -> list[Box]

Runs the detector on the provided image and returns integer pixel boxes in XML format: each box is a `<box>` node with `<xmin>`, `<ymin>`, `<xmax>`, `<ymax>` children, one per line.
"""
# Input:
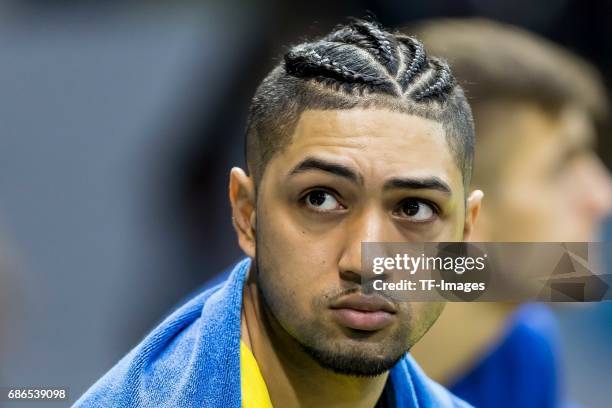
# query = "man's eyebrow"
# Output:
<box><xmin>384</xmin><ymin>177</ymin><xmax>452</xmax><ymax>195</ymax></box>
<box><xmin>288</xmin><ymin>157</ymin><xmax>362</xmax><ymax>184</ymax></box>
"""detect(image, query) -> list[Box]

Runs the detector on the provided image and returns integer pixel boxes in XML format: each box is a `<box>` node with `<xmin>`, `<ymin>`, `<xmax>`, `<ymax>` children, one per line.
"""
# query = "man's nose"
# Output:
<box><xmin>337</xmin><ymin>208</ymin><xmax>391</xmax><ymax>284</ymax></box>
<box><xmin>580</xmin><ymin>156</ymin><xmax>612</xmax><ymax>222</ymax></box>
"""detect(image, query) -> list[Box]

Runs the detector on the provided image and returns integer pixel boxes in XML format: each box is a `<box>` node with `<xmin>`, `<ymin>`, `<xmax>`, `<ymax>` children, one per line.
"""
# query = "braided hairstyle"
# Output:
<box><xmin>246</xmin><ymin>19</ymin><xmax>474</xmax><ymax>188</ymax></box>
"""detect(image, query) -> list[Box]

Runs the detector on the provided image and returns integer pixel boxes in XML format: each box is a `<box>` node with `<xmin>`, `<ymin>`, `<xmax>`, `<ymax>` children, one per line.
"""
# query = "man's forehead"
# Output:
<box><xmin>478</xmin><ymin>100</ymin><xmax>595</xmax><ymax>145</ymax></box>
<box><xmin>293</xmin><ymin>108</ymin><xmax>445</xmax><ymax>142</ymax></box>
<box><xmin>288</xmin><ymin>109</ymin><xmax>451</xmax><ymax>160</ymax></box>
<box><xmin>558</xmin><ymin>104</ymin><xmax>596</xmax><ymax>148</ymax></box>
<box><xmin>268</xmin><ymin>108</ymin><xmax>462</xmax><ymax>189</ymax></box>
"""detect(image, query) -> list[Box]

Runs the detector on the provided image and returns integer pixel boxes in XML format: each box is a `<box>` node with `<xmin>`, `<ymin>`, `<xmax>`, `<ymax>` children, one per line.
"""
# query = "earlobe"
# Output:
<box><xmin>229</xmin><ymin>167</ymin><xmax>256</xmax><ymax>258</ymax></box>
<box><xmin>464</xmin><ymin>189</ymin><xmax>484</xmax><ymax>241</ymax></box>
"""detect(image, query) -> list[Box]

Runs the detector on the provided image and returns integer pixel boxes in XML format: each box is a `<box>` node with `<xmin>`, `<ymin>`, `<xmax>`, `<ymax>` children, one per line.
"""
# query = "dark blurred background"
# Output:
<box><xmin>0</xmin><ymin>1</ymin><xmax>610</xmax><ymax>406</ymax></box>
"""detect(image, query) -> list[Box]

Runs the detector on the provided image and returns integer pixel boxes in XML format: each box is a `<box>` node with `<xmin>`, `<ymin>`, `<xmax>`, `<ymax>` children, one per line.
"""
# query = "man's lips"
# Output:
<box><xmin>329</xmin><ymin>293</ymin><xmax>397</xmax><ymax>331</ymax></box>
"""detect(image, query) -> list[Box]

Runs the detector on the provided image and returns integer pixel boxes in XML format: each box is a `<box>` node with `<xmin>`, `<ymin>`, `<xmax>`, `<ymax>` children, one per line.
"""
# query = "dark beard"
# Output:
<box><xmin>298</xmin><ymin>339</ymin><xmax>406</xmax><ymax>377</ymax></box>
<box><xmin>254</xmin><ymin>250</ymin><xmax>407</xmax><ymax>378</ymax></box>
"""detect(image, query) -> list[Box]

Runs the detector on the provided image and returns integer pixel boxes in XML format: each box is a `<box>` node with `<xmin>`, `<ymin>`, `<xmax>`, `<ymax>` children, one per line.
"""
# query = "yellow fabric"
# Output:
<box><xmin>240</xmin><ymin>340</ymin><xmax>273</xmax><ymax>408</ymax></box>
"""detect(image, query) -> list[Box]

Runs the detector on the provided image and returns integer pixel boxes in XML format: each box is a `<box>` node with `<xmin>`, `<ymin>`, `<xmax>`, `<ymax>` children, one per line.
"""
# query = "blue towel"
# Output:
<box><xmin>75</xmin><ymin>258</ymin><xmax>471</xmax><ymax>407</ymax></box>
<box><xmin>450</xmin><ymin>303</ymin><xmax>568</xmax><ymax>408</ymax></box>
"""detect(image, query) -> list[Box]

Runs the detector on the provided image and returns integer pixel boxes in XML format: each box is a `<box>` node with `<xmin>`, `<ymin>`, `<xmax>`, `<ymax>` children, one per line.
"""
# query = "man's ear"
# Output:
<box><xmin>229</xmin><ymin>167</ymin><xmax>256</xmax><ymax>258</ymax></box>
<box><xmin>463</xmin><ymin>189</ymin><xmax>484</xmax><ymax>242</ymax></box>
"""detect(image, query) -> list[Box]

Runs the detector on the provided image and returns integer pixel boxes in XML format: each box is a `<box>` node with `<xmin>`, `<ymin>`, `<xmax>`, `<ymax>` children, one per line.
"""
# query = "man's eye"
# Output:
<box><xmin>395</xmin><ymin>199</ymin><xmax>437</xmax><ymax>222</ymax></box>
<box><xmin>303</xmin><ymin>190</ymin><xmax>343</xmax><ymax>212</ymax></box>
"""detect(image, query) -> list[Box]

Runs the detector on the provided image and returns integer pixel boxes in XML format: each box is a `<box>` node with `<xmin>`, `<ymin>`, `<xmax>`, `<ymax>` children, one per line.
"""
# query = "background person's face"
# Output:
<box><xmin>252</xmin><ymin>108</ymin><xmax>474</xmax><ymax>374</ymax></box>
<box><xmin>473</xmin><ymin>101</ymin><xmax>612</xmax><ymax>241</ymax></box>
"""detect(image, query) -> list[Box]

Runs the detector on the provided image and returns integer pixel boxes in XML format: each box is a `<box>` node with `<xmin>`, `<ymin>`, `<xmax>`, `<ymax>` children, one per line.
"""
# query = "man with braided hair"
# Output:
<box><xmin>76</xmin><ymin>19</ymin><xmax>481</xmax><ymax>408</ymax></box>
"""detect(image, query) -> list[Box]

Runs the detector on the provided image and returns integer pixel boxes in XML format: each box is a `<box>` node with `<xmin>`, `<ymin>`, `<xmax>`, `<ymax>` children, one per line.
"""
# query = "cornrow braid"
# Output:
<box><xmin>324</xmin><ymin>24</ymin><xmax>399</xmax><ymax>77</ymax></box>
<box><xmin>397</xmin><ymin>35</ymin><xmax>427</xmax><ymax>92</ymax></box>
<box><xmin>349</xmin><ymin>20</ymin><xmax>399</xmax><ymax>76</ymax></box>
<box><xmin>284</xmin><ymin>46</ymin><xmax>397</xmax><ymax>95</ymax></box>
<box><xmin>413</xmin><ymin>58</ymin><xmax>455</xmax><ymax>101</ymax></box>
<box><xmin>246</xmin><ymin>18</ymin><xmax>475</xmax><ymax>189</ymax></box>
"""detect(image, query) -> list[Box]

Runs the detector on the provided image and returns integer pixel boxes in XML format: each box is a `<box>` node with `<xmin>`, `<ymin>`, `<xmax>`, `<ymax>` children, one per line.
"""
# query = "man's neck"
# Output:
<box><xmin>240</xmin><ymin>271</ymin><xmax>389</xmax><ymax>408</ymax></box>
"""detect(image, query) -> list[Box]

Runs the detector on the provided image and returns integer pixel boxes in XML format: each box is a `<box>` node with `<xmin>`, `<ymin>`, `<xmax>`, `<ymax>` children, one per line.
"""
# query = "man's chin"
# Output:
<box><xmin>297</xmin><ymin>336</ymin><xmax>407</xmax><ymax>377</ymax></box>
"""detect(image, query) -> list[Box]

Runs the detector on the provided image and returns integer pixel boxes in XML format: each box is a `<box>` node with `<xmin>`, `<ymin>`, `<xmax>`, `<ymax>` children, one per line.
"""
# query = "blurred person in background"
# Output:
<box><xmin>407</xmin><ymin>18</ymin><xmax>612</xmax><ymax>408</ymax></box>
